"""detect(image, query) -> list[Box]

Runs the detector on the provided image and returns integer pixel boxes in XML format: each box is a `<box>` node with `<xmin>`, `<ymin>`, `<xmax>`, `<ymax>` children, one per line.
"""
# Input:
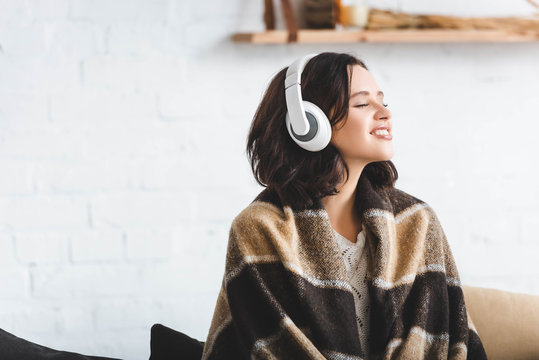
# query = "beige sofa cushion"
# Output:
<box><xmin>462</xmin><ymin>285</ymin><xmax>539</xmax><ymax>360</ymax></box>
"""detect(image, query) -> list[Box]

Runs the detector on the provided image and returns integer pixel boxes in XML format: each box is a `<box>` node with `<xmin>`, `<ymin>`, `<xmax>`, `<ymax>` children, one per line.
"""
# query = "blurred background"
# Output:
<box><xmin>0</xmin><ymin>0</ymin><xmax>538</xmax><ymax>359</ymax></box>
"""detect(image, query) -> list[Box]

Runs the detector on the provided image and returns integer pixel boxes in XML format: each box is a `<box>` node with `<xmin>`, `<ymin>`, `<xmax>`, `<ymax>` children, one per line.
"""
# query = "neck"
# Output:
<box><xmin>321</xmin><ymin>160</ymin><xmax>366</xmax><ymax>222</ymax></box>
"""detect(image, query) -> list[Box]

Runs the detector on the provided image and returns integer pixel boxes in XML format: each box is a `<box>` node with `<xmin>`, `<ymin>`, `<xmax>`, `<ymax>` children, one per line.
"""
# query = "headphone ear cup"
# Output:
<box><xmin>286</xmin><ymin>101</ymin><xmax>332</xmax><ymax>152</ymax></box>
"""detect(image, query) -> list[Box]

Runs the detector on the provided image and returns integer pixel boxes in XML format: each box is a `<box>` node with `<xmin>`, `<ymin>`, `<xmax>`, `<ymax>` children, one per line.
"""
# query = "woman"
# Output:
<box><xmin>201</xmin><ymin>52</ymin><xmax>487</xmax><ymax>359</ymax></box>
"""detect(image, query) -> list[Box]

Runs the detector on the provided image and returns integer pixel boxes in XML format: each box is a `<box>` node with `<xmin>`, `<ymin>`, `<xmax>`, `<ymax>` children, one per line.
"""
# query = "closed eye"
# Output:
<box><xmin>354</xmin><ymin>104</ymin><xmax>389</xmax><ymax>108</ymax></box>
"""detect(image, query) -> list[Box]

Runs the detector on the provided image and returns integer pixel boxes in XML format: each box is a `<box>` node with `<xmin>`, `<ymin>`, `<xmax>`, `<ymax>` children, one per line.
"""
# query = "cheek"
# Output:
<box><xmin>334</xmin><ymin>121</ymin><xmax>369</xmax><ymax>142</ymax></box>
<box><xmin>331</xmin><ymin>124</ymin><xmax>370</xmax><ymax>152</ymax></box>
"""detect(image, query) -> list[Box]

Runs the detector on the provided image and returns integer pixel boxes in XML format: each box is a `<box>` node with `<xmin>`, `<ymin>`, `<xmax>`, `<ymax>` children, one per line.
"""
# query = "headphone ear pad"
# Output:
<box><xmin>285</xmin><ymin>101</ymin><xmax>332</xmax><ymax>152</ymax></box>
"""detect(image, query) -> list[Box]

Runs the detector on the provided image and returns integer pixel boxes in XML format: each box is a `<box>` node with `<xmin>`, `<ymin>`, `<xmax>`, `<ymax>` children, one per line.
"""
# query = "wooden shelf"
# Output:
<box><xmin>232</xmin><ymin>29</ymin><xmax>539</xmax><ymax>44</ymax></box>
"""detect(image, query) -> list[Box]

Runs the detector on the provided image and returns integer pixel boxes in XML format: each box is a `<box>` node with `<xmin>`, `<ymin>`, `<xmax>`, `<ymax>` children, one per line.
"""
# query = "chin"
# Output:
<box><xmin>348</xmin><ymin>149</ymin><xmax>394</xmax><ymax>164</ymax></box>
<box><xmin>376</xmin><ymin>150</ymin><xmax>394</xmax><ymax>162</ymax></box>
<box><xmin>382</xmin><ymin>148</ymin><xmax>395</xmax><ymax>160</ymax></box>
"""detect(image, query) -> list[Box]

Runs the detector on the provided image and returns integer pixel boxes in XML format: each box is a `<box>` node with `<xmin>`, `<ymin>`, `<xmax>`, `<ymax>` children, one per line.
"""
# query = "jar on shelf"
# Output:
<box><xmin>337</xmin><ymin>0</ymin><xmax>370</xmax><ymax>29</ymax></box>
<box><xmin>304</xmin><ymin>0</ymin><xmax>338</xmax><ymax>29</ymax></box>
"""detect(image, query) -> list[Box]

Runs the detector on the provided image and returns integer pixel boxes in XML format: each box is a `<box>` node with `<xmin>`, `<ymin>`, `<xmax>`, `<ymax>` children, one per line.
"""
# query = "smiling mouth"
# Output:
<box><xmin>371</xmin><ymin>129</ymin><xmax>390</xmax><ymax>136</ymax></box>
<box><xmin>370</xmin><ymin>129</ymin><xmax>392</xmax><ymax>140</ymax></box>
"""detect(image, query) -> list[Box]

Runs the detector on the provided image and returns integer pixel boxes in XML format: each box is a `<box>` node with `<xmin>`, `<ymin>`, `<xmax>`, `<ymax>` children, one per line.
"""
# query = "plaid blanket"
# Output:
<box><xmin>202</xmin><ymin>173</ymin><xmax>487</xmax><ymax>359</ymax></box>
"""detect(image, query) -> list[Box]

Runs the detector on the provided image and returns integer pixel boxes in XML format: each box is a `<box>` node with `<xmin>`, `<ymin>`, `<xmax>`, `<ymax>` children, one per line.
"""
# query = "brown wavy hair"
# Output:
<box><xmin>246</xmin><ymin>52</ymin><xmax>398</xmax><ymax>209</ymax></box>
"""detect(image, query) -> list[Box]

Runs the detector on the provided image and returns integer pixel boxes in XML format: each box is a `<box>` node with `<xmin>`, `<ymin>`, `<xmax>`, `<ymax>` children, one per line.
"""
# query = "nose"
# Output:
<box><xmin>375</xmin><ymin>104</ymin><xmax>391</xmax><ymax>121</ymax></box>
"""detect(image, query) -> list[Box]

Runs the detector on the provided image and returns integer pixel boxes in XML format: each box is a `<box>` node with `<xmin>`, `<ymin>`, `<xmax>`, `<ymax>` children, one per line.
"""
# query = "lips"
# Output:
<box><xmin>370</xmin><ymin>124</ymin><xmax>392</xmax><ymax>140</ymax></box>
<box><xmin>370</xmin><ymin>125</ymin><xmax>391</xmax><ymax>135</ymax></box>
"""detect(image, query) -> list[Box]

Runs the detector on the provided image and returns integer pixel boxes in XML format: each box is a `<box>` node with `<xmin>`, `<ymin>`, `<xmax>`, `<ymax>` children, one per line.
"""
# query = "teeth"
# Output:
<box><xmin>373</xmin><ymin>129</ymin><xmax>389</xmax><ymax>135</ymax></box>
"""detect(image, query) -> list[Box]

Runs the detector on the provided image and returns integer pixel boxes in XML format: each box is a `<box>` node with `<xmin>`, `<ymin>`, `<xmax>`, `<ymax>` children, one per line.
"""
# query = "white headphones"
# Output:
<box><xmin>284</xmin><ymin>54</ymin><xmax>332</xmax><ymax>152</ymax></box>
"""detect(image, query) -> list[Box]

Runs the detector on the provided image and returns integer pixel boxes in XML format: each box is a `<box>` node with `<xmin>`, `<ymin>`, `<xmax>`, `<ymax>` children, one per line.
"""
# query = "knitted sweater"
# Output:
<box><xmin>334</xmin><ymin>228</ymin><xmax>371</xmax><ymax>358</ymax></box>
<box><xmin>202</xmin><ymin>172</ymin><xmax>487</xmax><ymax>359</ymax></box>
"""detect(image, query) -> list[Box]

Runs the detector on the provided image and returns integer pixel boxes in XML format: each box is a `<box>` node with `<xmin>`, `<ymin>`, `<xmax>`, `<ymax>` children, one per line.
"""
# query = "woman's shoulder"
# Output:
<box><xmin>230</xmin><ymin>188</ymin><xmax>294</xmax><ymax>236</ymax></box>
<box><xmin>384</xmin><ymin>186</ymin><xmax>438</xmax><ymax>218</ymax></box>
<box><xmin>227</xmin><ymin>188</ymin><xmax>298</xmax><ymax>258</ymax></box>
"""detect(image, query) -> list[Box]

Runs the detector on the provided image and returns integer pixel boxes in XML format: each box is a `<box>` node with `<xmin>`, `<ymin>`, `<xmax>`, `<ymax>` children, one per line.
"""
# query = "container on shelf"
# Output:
<box><xmin>338</xmin><ymin>0</ymin><xmax>370</xmax><ymax>29</ymax></box>
<box><xmin>304</xmin><ymin>0</ymin><xmax>338</xmax><ymax>29</ymax></box>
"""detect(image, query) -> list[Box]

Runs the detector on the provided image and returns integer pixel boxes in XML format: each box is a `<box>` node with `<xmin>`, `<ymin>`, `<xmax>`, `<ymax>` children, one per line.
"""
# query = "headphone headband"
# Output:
<box><xmin>285</xmin><ymin>54</ymin><xmax>317</xmax><ymax>89</ymax></box>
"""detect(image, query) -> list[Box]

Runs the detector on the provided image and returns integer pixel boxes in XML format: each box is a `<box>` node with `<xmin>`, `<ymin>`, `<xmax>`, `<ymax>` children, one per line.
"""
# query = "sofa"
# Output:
<box><xmin>462</xmin><ymin>285</ymin><xmax>539</xmax><ymax>360</ymax></box>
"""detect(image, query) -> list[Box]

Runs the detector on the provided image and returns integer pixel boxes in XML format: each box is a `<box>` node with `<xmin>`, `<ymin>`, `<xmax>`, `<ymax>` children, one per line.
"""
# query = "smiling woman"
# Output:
<box><xmin>199</xmin><ymin>52</ymin><xmax>488</xmax><ymax>360</ymax></box>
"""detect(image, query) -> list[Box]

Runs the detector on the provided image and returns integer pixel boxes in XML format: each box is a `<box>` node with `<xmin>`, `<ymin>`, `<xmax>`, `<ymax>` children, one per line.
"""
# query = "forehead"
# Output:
<box><xmin>349</xmin><ymin>65</ymin><xmax>380</xmax><ymax>92</ymax></box>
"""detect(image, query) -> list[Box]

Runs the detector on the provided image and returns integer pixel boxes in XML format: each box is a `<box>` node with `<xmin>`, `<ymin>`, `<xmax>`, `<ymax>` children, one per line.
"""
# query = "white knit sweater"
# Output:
<box><xmin>333</xmin><ymin>228</ymin><xmax>371</xmax><ymax>359</ymax></box>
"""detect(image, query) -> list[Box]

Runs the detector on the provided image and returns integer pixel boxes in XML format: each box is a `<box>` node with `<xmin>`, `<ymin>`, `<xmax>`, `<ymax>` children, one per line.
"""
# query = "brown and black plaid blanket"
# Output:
<box><xmin>202</xmin><ymin>172</ymin><xmax>487</xmax><ymax>359</ymax></box>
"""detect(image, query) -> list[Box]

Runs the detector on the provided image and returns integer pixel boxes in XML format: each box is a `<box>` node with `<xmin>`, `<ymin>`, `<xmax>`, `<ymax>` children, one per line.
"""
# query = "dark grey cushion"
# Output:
<box><xmin>0</xmin><ymin>328</ymin><xmax>121</xmax><ymax>360</ymax></box>
<box><xmin>149</xmin><ymin>324</ymin><xmax>204</xmax><ymax>360</ymax></box>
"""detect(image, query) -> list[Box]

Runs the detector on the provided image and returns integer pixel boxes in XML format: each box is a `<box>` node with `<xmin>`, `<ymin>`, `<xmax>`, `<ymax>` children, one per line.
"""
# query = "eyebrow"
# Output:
<box><xmin>351</xmin><ymin>90</ymin><xmax>384</xmax><ymax>98</ymax></box>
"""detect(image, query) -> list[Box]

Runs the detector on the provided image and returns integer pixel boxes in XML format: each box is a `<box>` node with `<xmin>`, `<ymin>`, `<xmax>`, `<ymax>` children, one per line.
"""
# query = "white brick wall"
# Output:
<box><xmin>0</xmin><ymin>0</ymin><xmax>538</xmax><ymax>359</ymax></box>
